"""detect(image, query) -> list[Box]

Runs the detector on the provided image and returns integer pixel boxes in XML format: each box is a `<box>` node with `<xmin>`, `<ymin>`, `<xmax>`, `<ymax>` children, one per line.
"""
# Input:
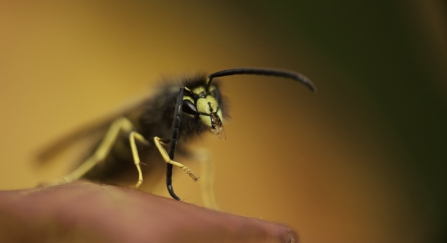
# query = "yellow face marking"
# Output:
<box><xmin>208</xmin><ymin>85</ymin><xmax>216</xmax><ymax>92</ymax></box>
<box><xmin>183</xmin><ymin>85</ymin><xmax>223</xmax><ymax>129</ymax></box>
<box><xmin>216</xmin><ymin>109</ymin><xmax>223</xmax><ymax>123</ymax></box>
<box><xmin>192</xmin><ymin>86</ymin><xmax>206</xmax><ymax>96</ymax></box>
<box><xmin>183</xmin><ymin>96</ymin><xmax>194</xmax><ymax>103</ymax></box>
<box><xmin>196</xmin><ymin>97</ymin><xmax>218</xmax><ymax>113</ymax></box>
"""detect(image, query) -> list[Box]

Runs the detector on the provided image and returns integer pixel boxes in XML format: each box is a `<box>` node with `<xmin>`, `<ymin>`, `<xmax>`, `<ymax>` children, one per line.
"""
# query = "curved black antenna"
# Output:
<box><xmin>207</xmin><ymin>68</ymin><xmax>316</xmax><ymax>92</ymax></box>
<box><xmin>166</xmin><ymin>87</ymin><xmax>185</xmax><ymax>201</ymax></box>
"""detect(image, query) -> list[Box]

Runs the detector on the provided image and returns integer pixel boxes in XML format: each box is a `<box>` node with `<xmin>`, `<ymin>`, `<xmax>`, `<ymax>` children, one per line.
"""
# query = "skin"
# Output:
<box><xmin>0</xmin><ymin>182</ymin><xmax>298</xmax><ymax>243</ymax></box>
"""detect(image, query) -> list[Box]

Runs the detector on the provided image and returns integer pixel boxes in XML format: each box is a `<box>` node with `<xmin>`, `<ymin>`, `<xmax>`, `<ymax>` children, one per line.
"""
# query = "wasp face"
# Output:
<box><xmin>182</xmin><ymin>84</ymin><xmax>225</xmax><ymax>138</ymax></box>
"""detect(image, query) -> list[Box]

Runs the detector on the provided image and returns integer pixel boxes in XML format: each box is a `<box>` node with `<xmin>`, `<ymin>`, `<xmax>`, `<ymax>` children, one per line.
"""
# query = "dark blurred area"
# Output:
<box><xmin>242</xmin><ymin>1</ymin><xmax>447</xmax><ymax>242</ymax></box>
<box><xmin>0</xmin><ymin>1</ymin><xmax>446</xmax><ymax>243</ymax></box>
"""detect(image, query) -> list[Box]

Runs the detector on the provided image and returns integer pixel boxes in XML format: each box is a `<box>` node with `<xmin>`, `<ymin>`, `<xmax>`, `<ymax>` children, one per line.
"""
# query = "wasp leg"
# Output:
<box><xmin>47</xmin><ymin>117</ymin><xmax>147</xmax><ymax>188</ymax></box>
<box><xmin>154</xmin><ymin>136</ymin><xmax>199</xmax><ymax>181</ymax></box>
<box><xmin>168</xmin><ymin>147</ymin><xmax>218</xmax><ymax>209</ymax></box>
<box><xmin>129</xmin><ymin>131</ymin><xmax>150</xmax><ymax>188</ymax></box>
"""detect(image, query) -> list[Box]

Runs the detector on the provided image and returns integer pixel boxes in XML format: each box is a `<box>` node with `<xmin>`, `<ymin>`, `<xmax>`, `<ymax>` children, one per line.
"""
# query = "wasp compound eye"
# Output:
<box><xmin>182</xmin><ymin>100</ymin><xmax>198</xmax><ymax>116</ymax></box>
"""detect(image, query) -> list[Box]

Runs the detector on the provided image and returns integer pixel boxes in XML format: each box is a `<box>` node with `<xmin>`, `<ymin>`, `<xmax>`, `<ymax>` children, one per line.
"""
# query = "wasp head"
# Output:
<box><xmin>181</xmin><ymin>83</ymin><xmax>226</xmax><ymax>139</ymax></box>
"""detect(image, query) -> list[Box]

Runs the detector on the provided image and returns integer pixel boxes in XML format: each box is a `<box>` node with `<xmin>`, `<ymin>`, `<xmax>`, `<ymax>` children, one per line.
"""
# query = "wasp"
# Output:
<box><xmin>39</xmin><ymin>68</ymin><xmax>315</xmax><ymax>201</ymax></box>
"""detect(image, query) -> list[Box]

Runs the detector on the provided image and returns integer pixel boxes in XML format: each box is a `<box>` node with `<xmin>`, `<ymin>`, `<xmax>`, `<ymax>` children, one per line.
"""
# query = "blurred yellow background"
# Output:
<box><xmin>1</xmin><ymin>1</ymin><xmax>446</xmax><ymax>243</ymax></box>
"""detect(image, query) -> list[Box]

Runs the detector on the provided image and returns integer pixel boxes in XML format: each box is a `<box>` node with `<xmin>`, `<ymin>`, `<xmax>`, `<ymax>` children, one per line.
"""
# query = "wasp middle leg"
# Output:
<box><xmin>48</xmin><ymin>117</ymin><xmax>149</xmax><ymax>189</ymax></box>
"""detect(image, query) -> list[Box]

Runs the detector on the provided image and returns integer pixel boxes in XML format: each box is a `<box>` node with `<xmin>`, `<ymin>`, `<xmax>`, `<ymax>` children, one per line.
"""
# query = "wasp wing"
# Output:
<box><xmin>35</xmin><ymin>92</ymin><xmax>151</xmax><ymax>166</ymax></box>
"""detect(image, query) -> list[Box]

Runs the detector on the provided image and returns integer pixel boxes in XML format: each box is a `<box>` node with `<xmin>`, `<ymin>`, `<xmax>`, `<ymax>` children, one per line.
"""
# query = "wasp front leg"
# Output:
<box><xmin>154</xmin><ymin>136</ymin><xmax>199</xmax><ymax>182</ymax></box>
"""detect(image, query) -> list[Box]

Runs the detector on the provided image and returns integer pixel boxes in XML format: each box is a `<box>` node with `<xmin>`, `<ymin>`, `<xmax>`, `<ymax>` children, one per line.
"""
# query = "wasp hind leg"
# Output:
<box><xmin>154</xmin><ymin>136</ymin><xmax>199</xmax><ymax>181</ymax></box>
<box><xmin>47</xmin><ymin>117</ymin><xmax>149</xmax><ymax>189</ymax></box>
<box><xmin>191</xmin><ymin>148</ymin><xmax>219</xmax><ymax>210</ymax></box>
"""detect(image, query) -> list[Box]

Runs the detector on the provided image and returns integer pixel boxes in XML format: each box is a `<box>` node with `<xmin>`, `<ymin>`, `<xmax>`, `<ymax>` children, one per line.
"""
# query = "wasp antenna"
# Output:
<box><xmin>207</xmin><ymin>68</ymin><xmax>316</xmax><ymax>92</ymax></box>
<box><xmin>167</xmin><ymin>175</ymin><xmax>181</xmax><ymax>200</ymax></box>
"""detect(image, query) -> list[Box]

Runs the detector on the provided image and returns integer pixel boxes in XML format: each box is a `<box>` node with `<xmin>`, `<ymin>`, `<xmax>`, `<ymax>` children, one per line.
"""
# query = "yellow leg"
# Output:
<box><xmin>154</xmin><ymin>137</ymin><xmax>199</xmax><ymax>181</ymax></box>
<box><xmin>47</xmin><ymin>117</ymin><xmax>147</xmax><ymax>188</ymax></box>
<box><xmin>129</xmin><ymin>131</ymin><xmax>150</xmax><ymax>188</ymax></box>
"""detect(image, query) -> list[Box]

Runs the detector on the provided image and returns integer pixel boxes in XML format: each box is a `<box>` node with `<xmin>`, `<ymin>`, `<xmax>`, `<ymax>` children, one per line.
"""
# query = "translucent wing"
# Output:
<box><xmin>35</xmin><ymin>92</ymin><xmax>151</xmax><ymax>166</ymax></box>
